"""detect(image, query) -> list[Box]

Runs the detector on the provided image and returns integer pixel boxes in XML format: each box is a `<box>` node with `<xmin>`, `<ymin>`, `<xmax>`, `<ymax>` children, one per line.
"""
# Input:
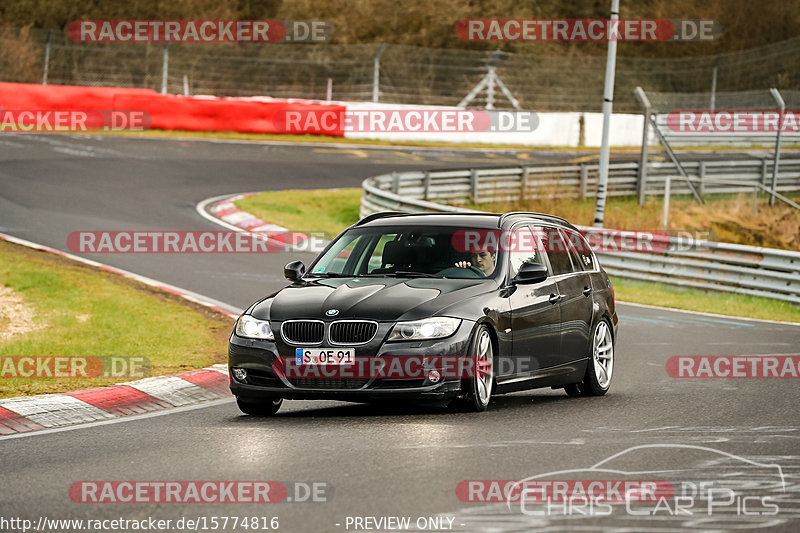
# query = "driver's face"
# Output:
<box><xmin>471</xmin><ymin>250</ymin><xmax>495</xmax><ymax>275</ymax></box>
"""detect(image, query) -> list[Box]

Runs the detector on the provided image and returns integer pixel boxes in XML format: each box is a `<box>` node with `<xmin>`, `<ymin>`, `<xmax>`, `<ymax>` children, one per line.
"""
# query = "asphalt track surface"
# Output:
<box><xmin>1</xmin><ymin>133</ymin><xmax>799</xmax><ymax>532</ymax></box>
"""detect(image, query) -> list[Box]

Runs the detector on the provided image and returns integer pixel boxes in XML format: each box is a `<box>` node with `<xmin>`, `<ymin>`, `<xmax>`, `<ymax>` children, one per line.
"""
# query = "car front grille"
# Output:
<box><xmin>288</xmin><ymin>378</ymin><xmax>370</xmax><ymax>390</ymax></box>
<box><xmin>329</xmin><ymin>321</ymin><xmax>378</xmax><ymax>345</ymax></box>
<box><xmin>281</xmin><ymin>320</ymin><xmax>324</xmax><ymax>344</ymax></box>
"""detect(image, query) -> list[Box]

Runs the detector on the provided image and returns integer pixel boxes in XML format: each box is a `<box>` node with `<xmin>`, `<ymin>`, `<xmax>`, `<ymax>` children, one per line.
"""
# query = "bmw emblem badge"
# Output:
<box><xmin>326</xmin><ymin>309</ymin><xmax>339</xmax><ymax>317</ymax></box>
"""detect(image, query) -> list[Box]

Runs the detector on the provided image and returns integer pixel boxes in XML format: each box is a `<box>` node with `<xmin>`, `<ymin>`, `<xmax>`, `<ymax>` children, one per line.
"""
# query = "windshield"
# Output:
<box><xmin>307</xmin><ymin>225</ymin><xmax>503</xmax><ymax>280</ymax></box>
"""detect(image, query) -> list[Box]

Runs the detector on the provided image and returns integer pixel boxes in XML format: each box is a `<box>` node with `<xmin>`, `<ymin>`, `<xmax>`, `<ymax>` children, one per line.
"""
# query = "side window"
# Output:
<box><xmin>537</xmin><ymin>227</ymin><xmax>574</xmax><ymax>276</ymax></box>
<box><xmin>366</xmin><ymin>233</ymin><xmax>398</xmax><ymax>272</ymax></box>
<box><xmin>508</xmin><ymin>225</ymin><xmax>544</xmax><ymax>277</ymax></box>
<box><xmin>564</xmin><ymin>230</ymin><xmax>596</xmax><ymax>271</ymax></box>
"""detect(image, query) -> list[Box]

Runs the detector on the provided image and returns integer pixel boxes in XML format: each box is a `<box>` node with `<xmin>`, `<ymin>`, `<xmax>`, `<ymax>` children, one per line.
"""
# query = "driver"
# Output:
<box><xmin>455</xmin><ymin>249</ymin><xmax>497</xmax><ymax>276</ymax></box>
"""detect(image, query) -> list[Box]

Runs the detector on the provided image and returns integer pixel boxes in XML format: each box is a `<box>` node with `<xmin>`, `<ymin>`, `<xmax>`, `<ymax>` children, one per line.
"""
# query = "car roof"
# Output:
<box><xmin>356</xmin><ymin>211</ymin><xmax>577</xmax><ymax>231</ymax></box>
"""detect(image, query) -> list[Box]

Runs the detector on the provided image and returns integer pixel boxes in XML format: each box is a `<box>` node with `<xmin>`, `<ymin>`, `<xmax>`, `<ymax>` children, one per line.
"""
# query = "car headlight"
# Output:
<box><xmin>235</xmin><ymin>315</ymin><xmax>274</xmax><ymax>340</ymax></box>
<box><xmin>388</xmin><ymin>317</ymin><xmax>461</xmax><ymax>341</ymax></box>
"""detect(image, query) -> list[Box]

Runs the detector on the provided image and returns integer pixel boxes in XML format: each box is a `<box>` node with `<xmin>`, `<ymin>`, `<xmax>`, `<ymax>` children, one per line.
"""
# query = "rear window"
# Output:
<box><xmin>564</xmin><ymin>230</ymin><xmax>596</xmax><ymax>271</ymax></box>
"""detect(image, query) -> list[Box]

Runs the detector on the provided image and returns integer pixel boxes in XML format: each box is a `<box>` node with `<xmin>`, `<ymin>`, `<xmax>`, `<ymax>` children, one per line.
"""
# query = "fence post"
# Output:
<box><xmin>580</xmin><ymin>164</ymin><xmax>589</xmax><ymax>199</ymax></box>
<box><xmin>391</xmin><ymin>172</ymin><xmax>399</xmax><ymax>194</ymax></box>
<box><xmin>372</xmin><ymin>44</ymin><xmax>387</xmax><ymax>103</ymax></box>
<box><xmin>42</xmin><ymin>30</ymin><xmax>52</xmax><ymax>85</ymax></box>
<box><xmin>634</xmin><ymin>87</ymin><xmax>651</xmax><ymax>206</ymax></box>
<box><xmin>698</xmin><ymin>161</ymin><xmax>706</xmax><ymax>195</ymax></box>
<box><xmin>769</xmin><ymin>88</ymin><xmax>785</xmax><ymax>206</ymax></box>
<box><xmin>520</xmin><ymin>167</ymin><xmax>528</xmax><ymax>201</ymax></box>
<box><xmin>183</xmin><ymin>75</ymin><xmax>189</xmax><ymax>96</ymax></box>
<box><xmin>326</xmin><ymin>78</ymin><xmax>333</xmax><ymax>101</ymax></box>
<box><xmin>161</xmin><ymin>43</ymin><xmax>170</xmax><ymax>95</ymax></box>
<box><xmin>710</xmin><ymin>57</ymin><xmax>719</xmax><ymax>111</ymax></box>
<box><xmin>423</xmin><ymin>171</ymin><xmax>431</xmax><ymax>200</ymax></box>
<box><xmin>662</xmin><ymin>177</ymin><xmax>671</xmax><ymax>231</ymax></box>
<box><xmin>470</xmin><ymin>169</ymin><xmax>479</xmax><ymax>203</ymax></box>
<box><xmin>761</xmin><ymin>158</ymin><xmax>768</xmax><ymax>186</ymax></box>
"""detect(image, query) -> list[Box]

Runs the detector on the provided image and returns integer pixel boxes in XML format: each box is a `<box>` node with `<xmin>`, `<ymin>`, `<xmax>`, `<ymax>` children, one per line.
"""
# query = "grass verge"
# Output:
<box><xmin>0</xmin><ymin>239</ymin><xmax>233</xmax><ymax>398</ymax></box>
<box><xmin>235</xmin><ymin>188</ymin><xmax>799</xmax><ymax>323</ymax></box>
<box><xmin>610</xmin><ymin>276</ymin><xmax>800</xmax><ymax>323</ymax></box>
<box><xmin>236</xmin><ymin>188</ymin><xmax>363</xmax><ymax>236</ymax></box>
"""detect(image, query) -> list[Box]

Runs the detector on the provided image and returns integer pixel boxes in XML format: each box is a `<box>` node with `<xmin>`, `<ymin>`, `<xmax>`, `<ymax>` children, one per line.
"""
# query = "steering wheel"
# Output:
<box><xmin>467</xmin><ymin>265</ymin><xmax>487</xmax><ymax>277</ymax></box>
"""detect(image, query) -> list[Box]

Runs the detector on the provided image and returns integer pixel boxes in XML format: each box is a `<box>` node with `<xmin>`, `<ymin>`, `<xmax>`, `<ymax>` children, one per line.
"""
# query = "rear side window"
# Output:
<box><xmin>536</xmin><ymin>227</ymin><xmax>574</xmax><ymax>276</ymax></box>
<box><xmin>564</xmin><ymin>230</ymin><xmax>596</xmax><ymax>271</ymax></box>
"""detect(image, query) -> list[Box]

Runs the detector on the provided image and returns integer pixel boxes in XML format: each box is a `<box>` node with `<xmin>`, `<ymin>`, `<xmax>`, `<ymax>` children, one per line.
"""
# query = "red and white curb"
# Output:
<box><xmin>196</xmin><ymin>193</ymin><xmax>330</xmax><ymax>253</ymax></box>
<box><xmin>0</xmin><ymin>365</ymin><xmax>229</xmax><ymax>435</ymax></box>
<box><xmin>0</xmin><ymin>232</ymin><xmax>242</xmax><ymax>435</ymax></box>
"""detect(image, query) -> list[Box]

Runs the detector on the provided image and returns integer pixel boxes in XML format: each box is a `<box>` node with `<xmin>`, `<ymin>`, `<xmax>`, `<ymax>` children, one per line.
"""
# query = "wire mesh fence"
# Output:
<box><xmin>3</xmin><ymin>26</ymin><xmax>800</xmax><ymax>112</ymax></box>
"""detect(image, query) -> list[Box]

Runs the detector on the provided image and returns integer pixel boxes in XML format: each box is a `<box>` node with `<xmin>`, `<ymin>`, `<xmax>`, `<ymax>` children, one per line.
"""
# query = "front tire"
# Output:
<box><xmin>236</xmin><ymin>396</ymin><xmax>283</xmax><ymax>416</ymax></box>
<box><xmin>580</xmin><ymin>319</ymin><xmax>614</xmax><ymax>396</ymax></box>
<box><xmin>461</xmin><ymin>325</ymin><xmax>494</xmax><ymax>411</ymax></box>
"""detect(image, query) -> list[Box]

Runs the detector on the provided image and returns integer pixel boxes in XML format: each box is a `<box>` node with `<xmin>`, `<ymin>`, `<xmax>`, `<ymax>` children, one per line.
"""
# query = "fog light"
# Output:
<box><xmin>427</xmin><ymin>370</ymin><xmax>441</xmax><ymax>383</ymax></box>
<box><xmin>232</xmin><ymin>368</ymin><xmax>247</xmax><ymax>382</ymax></box>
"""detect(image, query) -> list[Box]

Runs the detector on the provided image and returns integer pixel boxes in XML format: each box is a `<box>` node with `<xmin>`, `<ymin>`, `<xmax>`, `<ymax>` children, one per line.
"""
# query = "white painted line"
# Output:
<box><xmin>0</xmin><ymin>395</ymin><xmax>113</xmax><ymax>428</ymax></box>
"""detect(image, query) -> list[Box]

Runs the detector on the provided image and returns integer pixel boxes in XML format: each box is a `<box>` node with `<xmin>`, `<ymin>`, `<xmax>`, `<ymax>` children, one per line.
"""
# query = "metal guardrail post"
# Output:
<box><xmin>470</xmin><ymin>169</ymin><xmax>479</xmax><ymax>203</ymax></box>
<box><xmin>372</xmin><ymin>44</ymin><xmax>387</xmax><ymax>103</ymax></box>
<box><xmin>161</xmin><ymin>43</ymin><xmax>170</xmax><ymax>95</ymax></box>
<box><xmin>580</xmin><ymin>164</ymin><xmax>589</xmax><ymax>199</ymax></box>
<box><xmin>769</xmin><ymin>88</ymin><xmax>785</xmax><ymax>206</ymax></box>
<box><xmin>698</xmin><ymin>161</ymin><xmax>706</xmax><ymax>195</ymax></box>
<box><xmin>520</xmin><ymin>167</ymin><xmax>528</xmax><ymax>201</ymax></box>
<box><xmin>423</xmin><ymin>171</ymin><xmax>431</xmax><ymax>200</ymax></box>
<box><xmin>761</xmin><ymin>158</ymin><xmax>768</xmax><ymax>186</ymax></box>
<box><xmin>662</xmin><ymin>177</ymin><xmax>671</xmax><ymax>230</ymax></box>
<box><xmin>391</xmin><ymin>172</ymin><xmax>400</xmax><ymax>194</ymax></box>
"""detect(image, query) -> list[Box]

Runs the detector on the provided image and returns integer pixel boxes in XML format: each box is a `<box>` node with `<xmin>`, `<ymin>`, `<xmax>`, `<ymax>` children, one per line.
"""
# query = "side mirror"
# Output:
<box><xmin>512</xmin><ymin>262</ymin><xmax>548</xmax><ymax>284</ymax></box>
<box><xmin>284</xmin><ymin>260</ymin><xmax>306</xmax><ymax>282</ymax></box>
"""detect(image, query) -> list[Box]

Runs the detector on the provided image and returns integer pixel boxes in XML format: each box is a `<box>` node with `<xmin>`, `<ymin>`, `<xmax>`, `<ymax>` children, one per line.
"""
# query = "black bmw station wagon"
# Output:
<box><xmin>229</xmin><ymin>212</ymin><xmax>618</xmax><ymax>414</ymax></box>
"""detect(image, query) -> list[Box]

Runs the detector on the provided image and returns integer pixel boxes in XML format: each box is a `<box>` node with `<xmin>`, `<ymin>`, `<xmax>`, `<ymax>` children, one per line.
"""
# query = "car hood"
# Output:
<box><xmin>251</xmin><ymin>277</ymin><xmax>498</xmax><ymax>322</ymax></box>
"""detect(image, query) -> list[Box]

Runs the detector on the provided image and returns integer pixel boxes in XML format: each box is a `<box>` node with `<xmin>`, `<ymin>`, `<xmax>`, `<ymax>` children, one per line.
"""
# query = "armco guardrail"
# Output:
<box><xmin>363</xmin><ymin>158</ymin><xmax>800</xmax><ymax>205</ymax></box>
<box><xmin>361</xmin><ymin>167</ymin><xmax>800</xmax><ymax>304</ymax></box>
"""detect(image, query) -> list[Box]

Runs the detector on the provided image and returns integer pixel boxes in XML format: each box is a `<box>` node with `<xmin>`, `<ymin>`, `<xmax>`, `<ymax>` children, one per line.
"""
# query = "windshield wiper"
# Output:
<box><xmin>390</xmin><ymin>271</ymin><xmax>444</xmax><ymax>278</ymax></box>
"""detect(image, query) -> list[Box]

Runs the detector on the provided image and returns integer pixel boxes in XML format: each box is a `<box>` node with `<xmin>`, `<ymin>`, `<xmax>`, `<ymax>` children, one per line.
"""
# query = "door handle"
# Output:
<box><xmin>549</xmin><ymin>293</ymin><xmax>563</xmax><ymax>304</ymax></box>
<box><xmin>583</xmin><ymin>286</ymin><xmax>592</xmax><ymax>296</ymax></box>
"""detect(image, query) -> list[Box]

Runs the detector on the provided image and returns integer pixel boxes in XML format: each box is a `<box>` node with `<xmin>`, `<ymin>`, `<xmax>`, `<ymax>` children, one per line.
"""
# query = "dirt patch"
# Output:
<box><xmin>0</xmin><ymin>285</ymin><xmax>43</xmax><ymax>339</ymax></box>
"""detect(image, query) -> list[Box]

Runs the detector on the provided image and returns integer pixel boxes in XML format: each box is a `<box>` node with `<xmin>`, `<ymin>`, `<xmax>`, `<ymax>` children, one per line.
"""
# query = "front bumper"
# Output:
<box><xmin>228</xmin><ymin>319</ymin><xmax>475</xmax><ymax>402</ymax></box>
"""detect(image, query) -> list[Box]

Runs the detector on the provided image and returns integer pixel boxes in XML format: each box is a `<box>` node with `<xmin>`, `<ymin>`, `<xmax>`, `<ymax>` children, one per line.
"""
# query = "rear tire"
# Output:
<box><xmin>236</xmin><ymin>396</ymin><xmax>283</xmax><ymax>416</ymax></box>
<box><xmin>460</xmin><ymin>325</ymin><xmax>494</xmax><ymax>412</ymax></box>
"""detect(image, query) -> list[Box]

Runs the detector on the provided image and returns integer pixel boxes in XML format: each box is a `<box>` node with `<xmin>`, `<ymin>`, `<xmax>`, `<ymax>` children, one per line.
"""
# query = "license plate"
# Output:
<box><xmin>295</xmin><ymin>348</ymin><xmax>354</xmax><ymax>365</ymax></box>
